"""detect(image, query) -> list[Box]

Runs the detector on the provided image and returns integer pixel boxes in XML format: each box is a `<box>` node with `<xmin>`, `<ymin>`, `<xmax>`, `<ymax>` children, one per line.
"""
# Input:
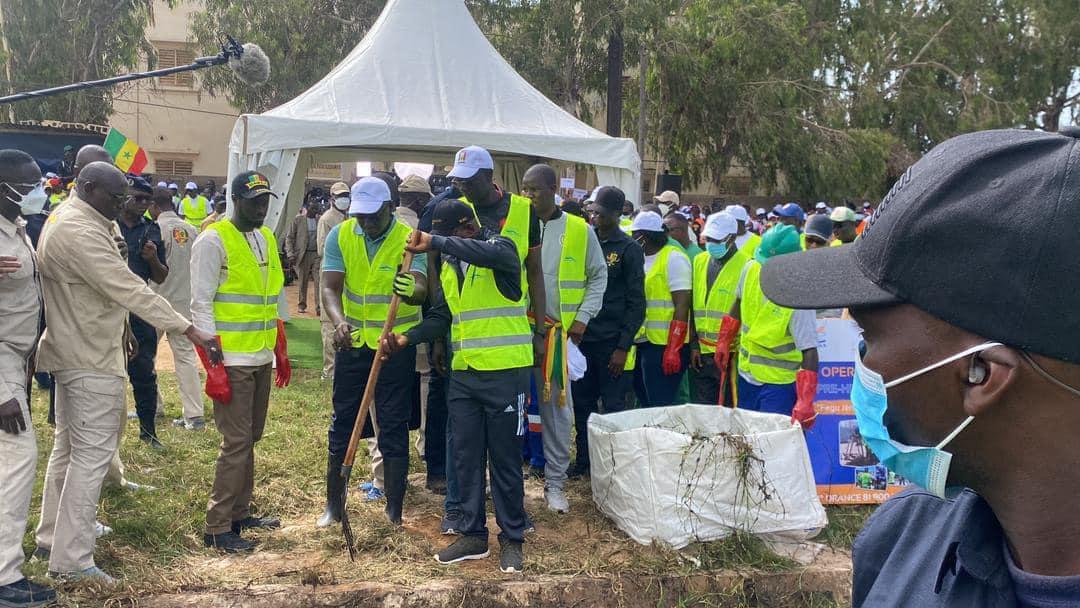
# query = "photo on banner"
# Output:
<box><xmin>804</xmin><ymin>317</ymin><xmax>908</xmax><ymax>504</ymax></box>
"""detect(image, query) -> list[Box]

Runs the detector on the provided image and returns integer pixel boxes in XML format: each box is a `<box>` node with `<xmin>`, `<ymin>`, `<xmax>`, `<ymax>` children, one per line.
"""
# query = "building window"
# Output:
<box><xmin>155</xmin><ymin>158</ymin><xmax>194</xmax><ymax>176</ymax></box>
<box><xmin>155</xmin><ymin>47</ymin><xmax>196</xmax><ymax>88</ymax></box>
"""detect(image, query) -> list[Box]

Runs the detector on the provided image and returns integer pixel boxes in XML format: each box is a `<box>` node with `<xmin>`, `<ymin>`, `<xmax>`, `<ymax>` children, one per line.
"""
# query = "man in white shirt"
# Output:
<box><xmin>149</xmin><ymin>187</ymin><xmax>204</xmax><ymax>430</ymax></box>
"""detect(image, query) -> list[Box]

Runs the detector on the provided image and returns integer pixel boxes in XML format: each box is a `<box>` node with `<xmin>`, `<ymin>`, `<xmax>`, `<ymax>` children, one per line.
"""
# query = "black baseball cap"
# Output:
<box><xmin>231</xmin><ymin>170</ymin><xmax>277</xmax><ymax>200</ymax></box>
<box><xmin>431</xmin><ymin>199</ymin><xmax>478</xmax><ymax>236</ymax></box>
<box><xmin>588</xmin><ymin>186</ymin><xmax>626</xmax><ymax>214</ymax></box>
<box><xmin>126</xmin><ymin>174</ymin><xmax>152</xmax><ymax>194</ymax></box>
<box><xmin>761</xmin><ymin>127</ymin><xmax>1080</xmax><ymax>363</ymax></box>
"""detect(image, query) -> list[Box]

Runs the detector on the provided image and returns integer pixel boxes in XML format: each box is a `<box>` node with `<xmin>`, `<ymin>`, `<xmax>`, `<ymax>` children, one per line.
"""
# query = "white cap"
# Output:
<box><xmin>168</xmin><ymin>183</ymin><xmax>178</xmax><ymax>190</ymax></box>
<box><xmin>630</xmin><ymin>210</ymin><xmax>664</xmax><ymax>232</ymax></box>
<box><xmin>815</xmin><ymin>201</ymin><xmax>828</xmax><ymax>210</ymax></box>
<box><xmin>185</xmin><ymin>181</ymin><xmax>198</xmax><ymax>191</ymax></box>
<box><xmin>655</xmin><ymin>190</ymin><xmax>680</xmax><ymax>207</ymax></box>
<box><xmin>702</xmin><ymin>212</ymin><xmax>738</xmax><ymax>241</ymax></box>
<box><xmin>349</xmin><ymin>176</ymin><xmax>392</xmax><ymax>214</ymax></box>
<box><xmin>724</xmin><ymin>204</ymin><xmax>750</xmax><ymax>223</ymax></box>
<box><xmin>156</xmin><ymin>181</ymin><xmax>167</xmax><ymax>188</ymax></box>
<box><xmin>45</xmin><ymin>172</ymin><xmax>58</xmax><ymax>179</ymax></box>
<box><xmin>755</xmin><ymin>207</ymin><xmax>766</xmax><ymax>216</ymax></box>
<box><xmin>830</xmin><ymin>206</ymin><xmax>858</xmax><ymax>223</ymax></box>
<box><xmin>447</xmin><ymin>145</ymin><xmax>494</xmax><ymax>179</ymax></box>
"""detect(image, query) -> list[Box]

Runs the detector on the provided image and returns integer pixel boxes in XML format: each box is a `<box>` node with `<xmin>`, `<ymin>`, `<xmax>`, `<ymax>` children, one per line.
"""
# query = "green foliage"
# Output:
<box><xmin>0</xmin><ymin>0</ymin><xmax>156</xmax><ymax>124</ymax></box>
<box><xmin>189</xmin><ymin>0</ymin><xmax>385</xmax><ymax>113</ymax></box>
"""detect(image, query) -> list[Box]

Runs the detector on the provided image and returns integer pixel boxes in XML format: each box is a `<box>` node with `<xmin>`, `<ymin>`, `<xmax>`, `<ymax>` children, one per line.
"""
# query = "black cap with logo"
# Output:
<box><xmin>431</xmin><ymin>199</ymin><xmax>478</xmax><ymax>236</ymax></box>
<box><xmin>761</xmin><ymin>127</ymin><xmax>1080</xmax><ymax>363</ymax></box>
<box><xmin>231</xmin><ymin>170</ymin><xmax>277</xmax><ymax>200</ymax></box>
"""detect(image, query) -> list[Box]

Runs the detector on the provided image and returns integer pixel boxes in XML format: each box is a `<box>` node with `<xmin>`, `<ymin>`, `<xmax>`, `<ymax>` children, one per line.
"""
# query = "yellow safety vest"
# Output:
<box><xmin>47</xmin><ymin>193</ymin><xmax>64</xmax><ymax>209</ymax></box>
<box><xmin>181</xmin><ymin>195</ymin><xmax>210</xmax><ymax>228</ymax></box>
<box><xmin>742</xmin><ymin>232</ymin><xmax>762</xmax><ymax>257</ymax></box>
<box><xmin>443</xmin><ymin>194</ymin><xmax>533</xmax><ymax>371</ymax></box>
<box><xmin>692</xmin><ymin>248</ymin><xmax>751</xmax><ymax>355</ymax></box>
<box><xmin>207</xmin><ymin>220</ymin><xmax>284</xmax><ymax>355</ymax></box>
<box><xmin>557</xmin><ymin>213</ymin><xmax>588</xmax><ymax>328</ymax></box>
<box><xmin>337</xmin><ymin>219</ymin><xmax>422</xmax><ymax>349</ymax></box>
<box><xmin>619</xmin><ymin>217</ymin><xmax>633</xmax><ymax>234</ymax></box>
<box><xmin>830</xmin><ymin>239</ymin><xmax>844</xmax><ymax>247</ymax></box>
<box><xmin>738</xmin><ymin>260</ymin><xmax>802</xmax><ymax>384</ymax></box>
<box><xmin>640</xmin><ymin>244</ymin><xmax>690</xmax><ymax>346</ymax></box>
<box><xmin>800</xmin><ymin>232</ymin><xmax>808</xmax><ymax>251</ymax></box>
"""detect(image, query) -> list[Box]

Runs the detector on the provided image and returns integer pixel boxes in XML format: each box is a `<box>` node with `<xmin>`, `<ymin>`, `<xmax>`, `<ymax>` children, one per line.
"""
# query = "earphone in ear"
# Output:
<box><xmin>968</xmin><ymin>357</ymin><xmax>988</xmax><ymax>385</ymax></box>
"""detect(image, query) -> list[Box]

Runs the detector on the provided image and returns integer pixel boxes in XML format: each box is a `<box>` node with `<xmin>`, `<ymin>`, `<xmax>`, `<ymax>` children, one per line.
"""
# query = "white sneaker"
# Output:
<box><xmin>544</xmin><ymin>486</ymin><xmax>570</xmax><ymax>514</ymax></box>
<box><xmin>95</xmin><ymin>521</ymin><xmax>113</xmax><ymax>538</ymax></box>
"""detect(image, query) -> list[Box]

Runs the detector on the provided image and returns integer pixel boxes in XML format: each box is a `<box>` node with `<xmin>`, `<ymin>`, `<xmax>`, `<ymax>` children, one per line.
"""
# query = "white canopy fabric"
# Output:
<box><xmin>227</xmin><ymin>0</ymin><xmax>641</xmax><ymax>233</ymax></box>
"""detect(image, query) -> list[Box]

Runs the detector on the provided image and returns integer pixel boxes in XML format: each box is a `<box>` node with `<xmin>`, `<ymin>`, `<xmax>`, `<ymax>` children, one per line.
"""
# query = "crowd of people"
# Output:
<box><xmin>0</xmin><ymin>140</ymin><xmax>871</xmax><ymax>603</ymax></box>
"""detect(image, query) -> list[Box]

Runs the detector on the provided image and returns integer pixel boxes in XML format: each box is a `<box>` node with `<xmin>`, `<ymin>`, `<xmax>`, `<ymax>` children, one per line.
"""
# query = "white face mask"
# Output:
<box><xmin>3</xmin><ymin>182</ymin><xmax>48</xmax><ymax>215</ymax></box>
<box><xmin>333</xmin><ymin>196</ymin><xmax>350</xmax><ymax>211</ymax></box>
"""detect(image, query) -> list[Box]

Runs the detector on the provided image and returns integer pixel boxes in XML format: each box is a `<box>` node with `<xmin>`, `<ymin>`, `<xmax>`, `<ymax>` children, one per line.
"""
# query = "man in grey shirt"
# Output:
<box><xmin>520</xmin><ymin>164</ymin><xmax>606</xmax><ymax>514</ymax></box>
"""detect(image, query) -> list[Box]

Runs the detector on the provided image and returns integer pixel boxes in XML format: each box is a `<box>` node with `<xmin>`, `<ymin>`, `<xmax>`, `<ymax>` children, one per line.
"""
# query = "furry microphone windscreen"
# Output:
<box><xmin>228</xmin><ymin>43</ymin><xmax>271</xmax><ymax>86</ymax></box>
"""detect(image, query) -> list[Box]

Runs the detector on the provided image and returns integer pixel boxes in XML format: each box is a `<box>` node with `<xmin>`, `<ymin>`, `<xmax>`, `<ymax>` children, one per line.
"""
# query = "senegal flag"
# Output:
<box><xmin>103</xmin><ymin>128</ymin><xmax>148</xmax><ymax>174</ymax></box>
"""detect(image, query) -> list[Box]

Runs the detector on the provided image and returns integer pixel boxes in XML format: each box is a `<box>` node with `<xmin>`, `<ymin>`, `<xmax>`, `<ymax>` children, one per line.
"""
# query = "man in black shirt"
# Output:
<box><xmin>116</xmin><ymin>175</ymin><xmax>168</xmax><ymax>447</ymax></box>
<box><xmin>569</xmin><ymin>187</ymin><xmax>645</xmax><ymax>477</ymax></box>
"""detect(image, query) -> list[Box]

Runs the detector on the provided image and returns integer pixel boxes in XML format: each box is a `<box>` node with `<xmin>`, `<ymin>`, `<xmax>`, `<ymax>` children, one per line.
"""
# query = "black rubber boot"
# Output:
<box><xmin>317</xmin><ymin>452</ymin><xmax>346</xmax><ymax>528</ymax></box>
<box><xmin>382</xmin><ymin>456</ymin><xmax>409</xmax><ymax>526</ymax></box>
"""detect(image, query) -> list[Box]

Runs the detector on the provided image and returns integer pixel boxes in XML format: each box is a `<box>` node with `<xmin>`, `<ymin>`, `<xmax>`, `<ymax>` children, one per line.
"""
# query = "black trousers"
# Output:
<box><xmin>128</xmin><ymin>314</ymin><xmax>159</xmax><ymax>439</ymax></box>
<box><xmin>328</xmin><ymin>345</ymin><xmax>417</xmax><ymax>459</ymax></box>
<box><xmin>448</xmin><ymin>367</ymin><xmax>530</xmax><ymax>544</ymax></box>
<box><xmin>633</xmin><ymin>343</ymin><xmax>689</xmax><ymax>407</ymax></box>
<box><xmin>570</xmin><ymin>339</ymin><xmax>631</xmax><ymax>468</ymax></box>
<box><xmin>424</xmin><ymin>364</ymin><xmax>448</xmax><ymax>478</ymax></box>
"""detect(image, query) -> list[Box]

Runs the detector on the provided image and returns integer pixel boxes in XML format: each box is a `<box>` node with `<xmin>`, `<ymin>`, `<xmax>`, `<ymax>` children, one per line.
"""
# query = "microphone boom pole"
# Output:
<box><xmin>0</xmin><ymin>36</ymin><xmax>257</xmax><ymax>105</ymax></box>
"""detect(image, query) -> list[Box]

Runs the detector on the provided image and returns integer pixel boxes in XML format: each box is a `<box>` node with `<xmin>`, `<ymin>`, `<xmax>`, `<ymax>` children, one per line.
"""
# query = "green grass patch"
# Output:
<box><xmin>284</xmin><ymin>317</ymin><xmax>324</xmax><ymax>370</ymax></box>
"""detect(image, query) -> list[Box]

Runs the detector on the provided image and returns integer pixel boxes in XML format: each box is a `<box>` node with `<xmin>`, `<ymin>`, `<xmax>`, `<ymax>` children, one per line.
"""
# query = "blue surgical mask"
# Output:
<box><xmin>706</xmin><ymin>242</ymin><xmax>729</xmax><ymax>259</ymax></box>
<box><xmin>850</xmin><ymin>342</ymin><xmax>1001</xmax><ymax>498</ymax></box>
<box><xmin>3</xmin><ymin>182</ymin><xmax>47</xmax><ymax>215</ymax></box>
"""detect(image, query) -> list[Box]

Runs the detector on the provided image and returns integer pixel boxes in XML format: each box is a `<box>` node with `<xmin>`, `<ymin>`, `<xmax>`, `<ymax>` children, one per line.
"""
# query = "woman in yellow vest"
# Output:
<box><xmin>630</xmin><ymin>210</ymin><xmax>692</xmax><ymax>407</ymax></box>
<box><xmin>320</xmin><ymin>176</ymin><xmax>429</xmax><ymax>529</ymax></box>
<box><xmin>382</xmin><ymin>198</ymin><xmax>533</xmax><ymax>573</ymax></box>
<box><xmin>689</xmin><ymin>211</ymin><xmax>752</xmax><ymax>405</ymax></box>
<box><xmin>715</xmin><ymin>224</ymin><xmax>819</xmax><ymax>428</ymax></box>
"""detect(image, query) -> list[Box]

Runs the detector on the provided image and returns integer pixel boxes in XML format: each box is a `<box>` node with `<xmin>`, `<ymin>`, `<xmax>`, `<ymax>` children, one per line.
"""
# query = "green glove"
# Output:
<box><xmin>393</xmin><ymin>272</ymin><xmax>415</xmax><ymax>298</ymax></box>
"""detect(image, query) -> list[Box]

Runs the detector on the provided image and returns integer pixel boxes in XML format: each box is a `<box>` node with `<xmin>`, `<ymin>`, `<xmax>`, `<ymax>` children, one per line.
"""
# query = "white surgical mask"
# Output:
<box><xmin>3</xmin><ymin>182</ymin><xmax>48</xmax><ymax>215</ymax></box>
<box><xmin>333</xmin><ymin>196</ymin><xmax>350</xmax><ymax>211</ymax></box>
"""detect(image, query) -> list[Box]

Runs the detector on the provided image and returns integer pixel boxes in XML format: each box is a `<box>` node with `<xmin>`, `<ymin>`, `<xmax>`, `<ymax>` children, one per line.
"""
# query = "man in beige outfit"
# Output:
<box><xmin>33</xmin><ymin>162</ymin><xmax>216</xmax><ymax>584</ymax></box>
<box><xmin>149</xmin><ymin>187</ymin><xmax>205</xmax><ymax>430</ymax></box>
<box><xmin>317</xmin><ymin>182</ymin><xmax>349</xmax><ymax>380</ymax></box>
<box><xmin>286</xmin><ymin>201</ymin><xmax>321</xmax><ymax>314</ymax></box>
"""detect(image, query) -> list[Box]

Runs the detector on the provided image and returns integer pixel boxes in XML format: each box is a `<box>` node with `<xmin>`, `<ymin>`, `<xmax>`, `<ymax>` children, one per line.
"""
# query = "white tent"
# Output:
<box><xmin>227</xmin><ymin>0</ymin><xmax>641</xmax><ymax>233</ymax></box>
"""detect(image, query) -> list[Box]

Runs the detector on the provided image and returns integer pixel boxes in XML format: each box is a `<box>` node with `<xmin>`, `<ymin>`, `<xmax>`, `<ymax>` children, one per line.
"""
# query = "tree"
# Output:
<box><xmin>0</xmin><ymin>0</ymin><xmax>157</xmax><ymax>124</ymax></box>
<box><xmin>190</xmin><ymin>0</ymin><xmax>385</xmax><ymax>114</ymax></box>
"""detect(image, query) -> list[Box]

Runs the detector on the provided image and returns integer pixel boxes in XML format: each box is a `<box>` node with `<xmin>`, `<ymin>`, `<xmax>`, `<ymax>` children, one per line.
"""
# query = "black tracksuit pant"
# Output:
<box><xmin>569</xmin><ymin>339</ymin><xmax>631</xmax><ymax>469</ymax></box>
<box><xmin>448</xmin><ymin>366</ymin><xmax>530</xmax><ymax>544</ymax></box>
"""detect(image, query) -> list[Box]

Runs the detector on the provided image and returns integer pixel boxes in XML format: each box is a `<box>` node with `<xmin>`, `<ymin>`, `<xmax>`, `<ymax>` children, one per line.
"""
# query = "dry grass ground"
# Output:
<box><xmin>18</xmin><ymin>287</ymin><xmax>869</xmax><ymax>606</ymax></box>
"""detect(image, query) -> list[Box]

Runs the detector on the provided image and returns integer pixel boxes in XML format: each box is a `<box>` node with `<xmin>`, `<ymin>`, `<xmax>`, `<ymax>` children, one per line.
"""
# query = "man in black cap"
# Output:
<box><xmin>759</xmin><ymin>127</ymin><xmax>1080</xmax><ymax>607</ymax></box>
<box><xmin>568</xmin><ymin>186</ymin><xmax>644</xmax><ymax>477</ymax></box>
<box><xmin>382</xmin><ymin>198</ymin><xmax>531</xmax><ymax>574</ymax></box>
<box><xmin>117</xmin><ymin>175</ymin><xmax>169</xmax><ymax>448</ymax></box>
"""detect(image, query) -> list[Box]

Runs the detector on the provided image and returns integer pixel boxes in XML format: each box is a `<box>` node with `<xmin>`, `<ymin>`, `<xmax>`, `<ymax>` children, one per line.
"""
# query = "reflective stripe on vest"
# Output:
<box><xmin>737</xmin><ymin>260</ymin><xmax>801</xmax><ymax>384</ymax></box>
<box><xmin>337</xmin><ymin>219</ymin><xmax>422</xmax><ymax>349</ymax></box>
<box><xmin>640</xmin><ymin>244</ymin><xmax>689</xmax><ymax>345</ymax></box>
<box><xmin>557</xmin><ymin>214</ymin><xmax>588</xmax><ymax>327</ymax></box>
<box><xmin>692</xmin><ymin>249</ymin><xmax>750</xmax><ymax>354</ymax></box>
<box><xmin>181</xmin><ymin>195</ymin><xmax>209</xmax><ymax>227</ymax></box>
<box><xmin>443</xmin><ymin>195</ymin><xmax>533</xmax><ymax>371</ymax></box>
<box><xmin>207</xmin><ymin>220</ymin><xmax>283</xmax><ymax>354</ymax></box>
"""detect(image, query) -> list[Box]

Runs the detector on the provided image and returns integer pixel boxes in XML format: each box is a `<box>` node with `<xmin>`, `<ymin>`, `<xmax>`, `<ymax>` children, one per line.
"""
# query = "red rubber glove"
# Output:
<box><xmin>195</xmin><ymin>337</ymin><xmax>232</xmax><ymax>405</ymax></box>
<box><xmin>712</xmin><ymin>315</ymin><xmax>741</xmax><ymax>374</ymax></box>
<box><xmin>661</xmin><ymin>320</ymin><xmax>689</xmax><ymax>376</ymax></box>
<box><xmin>274</xmin><ymin>319</ymin><xmax>291</xmax><ymax>388</ymax></box>
<box><xmin>792</xmin><ymin>369</ymin><xmax>818</xmax><ymax>430</ymax></box>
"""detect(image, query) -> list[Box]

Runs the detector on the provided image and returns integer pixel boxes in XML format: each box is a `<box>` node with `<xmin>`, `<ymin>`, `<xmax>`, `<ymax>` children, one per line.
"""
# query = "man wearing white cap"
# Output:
<box><xmin>168</xmin><ymin>183</ymin><xmax>180</xmax><ymax>206</ymax></box>
<box><xmin>814</xmin><ymin>201</ymin><xmax>829</xmax><ymax>215</ymax></box>
<box><xmin>319</xmin><ymin>177</ymin><xmax>429</xmax><ymax>529</ymax></box>
<box><xmin>631</xmin><ymin>210</ymin><xmax>692</xmax><ymax>406</ymax></box>
<box><xmin>653</xmin><ymin>190</ymin><xmax>680</xmax><ymax>217</ymax></box>
<box><xmin>829</xmin><ymin>206</ymin><xmax>859</xmax><ymax>245</ymax></box>
<box><xmin>689</xmin><ymin>212</ymin><xmax>752</xmax><ymax>404</ymax></box>
<box><xmin>317</xmin><ymin>182</ymin><xmax>352</xmax><ymax>380</ymax></box>
<box><xmin>179</xmin><ymin>181</ymin><xmax>210</xmax><ymax>230</ymax></box>
<box><xmin>725</xmin><ymin>204</ymin><xmax>761</xmax><ymax>257</ymax></box>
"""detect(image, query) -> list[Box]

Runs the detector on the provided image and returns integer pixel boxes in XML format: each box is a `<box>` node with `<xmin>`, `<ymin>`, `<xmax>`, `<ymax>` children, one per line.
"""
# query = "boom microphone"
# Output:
<box><xmin>228</xmin><ymin>43</ymin><xmax>271</xmax><ymax>86</ymax></box>
<box><xmin>0</xmin><ymin>35</ymin><xmax>271</xmax><ymax>105</ymax></box>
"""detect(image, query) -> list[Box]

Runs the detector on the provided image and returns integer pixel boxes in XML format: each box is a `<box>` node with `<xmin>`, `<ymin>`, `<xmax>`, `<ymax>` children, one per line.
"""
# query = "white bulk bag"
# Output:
<box><xmin>588</xmin><ymin>404</ymin><xmax>827</xmax><ymax>549</ymax></box>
